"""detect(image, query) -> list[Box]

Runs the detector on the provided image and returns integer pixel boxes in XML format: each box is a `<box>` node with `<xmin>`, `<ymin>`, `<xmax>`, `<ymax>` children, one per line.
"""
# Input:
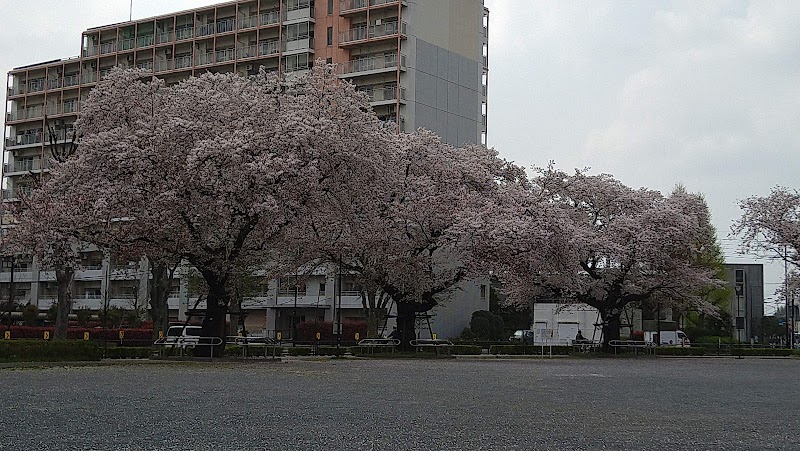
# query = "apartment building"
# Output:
<box><xmin>1</xmin><ymin>0</ymin><xmax>489</xmax><ymax>339</ymax></box>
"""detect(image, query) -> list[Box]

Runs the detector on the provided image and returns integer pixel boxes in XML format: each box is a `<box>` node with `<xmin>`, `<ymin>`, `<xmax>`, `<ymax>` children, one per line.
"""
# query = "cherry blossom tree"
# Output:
<box><xmin>26</xmin><ymin>66</ymin><xmax>391</xmax><ymax>354</ymax></box>
<box><xmin>467</xmin><ymin>166</ymin><xmax>723</xmax><ymax>347</ymax></box>
<box><xmin>295</xmin><ymin>129</ymin><xmax>526</xmax><ymax>345</ymax></box>
<box><xmin>733</xmin><ymin>187</ymin><xmax>800</xmax><ymax>269</ymax></box>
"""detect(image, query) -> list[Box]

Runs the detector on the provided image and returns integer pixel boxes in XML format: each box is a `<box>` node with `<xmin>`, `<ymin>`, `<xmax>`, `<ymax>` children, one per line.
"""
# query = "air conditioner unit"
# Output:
<box><xmin>375</xmin><ymin>19</ymin><xmax>382</xmax><ymax>26</ymax></box>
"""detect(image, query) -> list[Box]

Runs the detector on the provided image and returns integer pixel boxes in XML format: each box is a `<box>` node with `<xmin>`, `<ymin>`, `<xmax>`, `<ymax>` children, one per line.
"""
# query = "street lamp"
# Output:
<box><xmin>735</xmin><ymin>283</ymin><xmax>744</xmax><ymax>358</ymax></box>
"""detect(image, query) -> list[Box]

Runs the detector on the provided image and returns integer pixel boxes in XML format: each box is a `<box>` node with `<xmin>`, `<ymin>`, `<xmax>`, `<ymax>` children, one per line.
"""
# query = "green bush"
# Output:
<box><xmin>451</xmin><ymin>345</ymin><xmax>482</xmax><ymax>355</ymax></box>
<box><xmin>288</xmin><ymin>347</ymin><xmax>312</xmax><ymax>356</ymax></box>
<box><xmin>104</xmin><ymin>346</ymin><xmax>153</xmax><ymax>359</ymax></box>
<box><xmin>695</xmin><ymin>335</ymin><xmax>737</xmax><ymax>344</ymax></box>
<box><xmin>732</xmin><ymin>348</ymin><xmax>793</xmax><ymax>357</ymax></box>
<box><xmin>316</xmin><ymin>346</ymin><xmax>346</xmax><ymax>356</ymax></box>
<box><xmin>0</xmin><ymin>340</ymin><xmax>102</xmax><ymax>362</ymax></box>
<box><xmin>653</xmin><ymin>347</ymin><xmax>707</xmax><ymax>356</ymax></box>
<box><xmin>224</xmin><ymin>345</ymin><xmax>283</xmax><ymax>357</ymax></box>
<box><xmin>489</xmin><ymin>345</ymin><xmax>571</xmax><ymax>355</ymax></box>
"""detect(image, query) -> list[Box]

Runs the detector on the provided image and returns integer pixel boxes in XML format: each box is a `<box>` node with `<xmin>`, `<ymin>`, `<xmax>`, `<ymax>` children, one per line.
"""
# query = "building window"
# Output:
<box><xmin>327</xmin><ymin>26</ymin><xmax>333</xmax><ymax>46</ymax></box>
<box><xmin>328</xmin><ymin>0</ymin><xmax>334</xmax><ymax>15</ymax></box>
<box><xmin>319</xmin><ymin>283</ymin><xmax>326</xmax><ymax>295</ymax></box>
<box><xmin>480</xmin><ymin>285</ymin><xmax>488</xmax><ymax>300</ymax></box>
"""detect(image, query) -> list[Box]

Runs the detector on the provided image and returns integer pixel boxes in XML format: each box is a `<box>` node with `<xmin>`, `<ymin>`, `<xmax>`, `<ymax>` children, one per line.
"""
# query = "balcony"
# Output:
<box><xmin>337</xmin><ymin>53</ymin><xmax>406</xmax><ymax>77</ymax></box>
<box><xmin>283</xmin><ymin>37</ymin><xmax>313</xmax><ymax>53</ymax></box>
<box><xmin>176</xmin><ymin>27</ymin><xmax>194</xmax><ymax>40</ymax></box>
<box><xmin>45</xmin><ymin>102</ymin><xmax>61</xmax><ymax>115</ymax></box>
<box><xmin>8</xmin><ymin>86</ymin><xmax>25</xmax><ymax>96</ymax></box>
<box><xmin>237</xmin><ymin>45</ymin><xmax>258</xmax><ymax>59</ymax></box>
<box><xmin>120</xmin><ymin>37</ymin><xmax>135</xmax><ymax>51</ymax></box>
<box><xmin>6</xmin><ymin>131</ymin><xmax>43</xmax><ymax>148</ymax></box>
<box><xmin>215</xmin><ymin>48</ymin><xmax>235</xmax><ymax>63</ymax></box>
<box><xmin>195</xmin><ymin>52</ymin><xmax>213</xmax><ymax>66</ymax></box>
<box><xmin>284</xmin><ymin>6</ymin><xmax>314</xmax><ymax>22</ymax></box>
<box><xmin>155</xmin><ymin>59</ymin><xmax>173</xmax><ymax>73</ymax></box>
<box><xmin>340</xmin><ymin>0</ymin><xmax>404</xmax><ymax>14</ymax></box>
<box><xmin>238</xmin><ymin>15</ymin><xmax>258</xmax><ymax>30</ymax></box>
<box><xmin>156</xmin><ymin>30</ymin><xmax>174</xmax><ymax>44</ymax></box>
<box><xmin>100</xmin><ymin>41</ymin><xmax>117</xmax><ymax>54</ymax></box>
<box><xmin>82</xmin><ymin>46</ymin><xmax>98</xmax><ymax>57</ymax></box>
<box><xmin>363</xmin><ymin>85</ymin><xmax>405</xmax><ymax>104</ymax></box>
<box><xmin>196</xmin><ymin>23</ymin><xmax>214</xmax><ymax>37</ymax></box>
<box><xmin>81</xmin><ymin>72</ymin><xmax>97</xmax><ymax>84</ymax></box>
<box><xmin>63</xmin><ymin>100</ymin><xmax>78</xmax><ymax>114</ymax></box>
<box><xmin>260</xmin><ymin>11</ymin><xmax>280</xmax><ymax>26</ymax></box>
<box><xmin>137</xmin><ymin>34</ymin><xmax>154</xmax><ymax>48</ymax></box>
<box><xmin>27</xmin><ymin>78</ymin><xmax>45</xmax><ymax>93</ymax></box>
<box><xmin>8</xmin><ymin>105</ymin><xmax>44</xmax><ymax>121</ymax></box>
<box><xmin>63</xmin><ymin>74</ymin><xmax>80</xmax><ymax>87</ymax></box>
<box><xmin>5</xmin><ymin>159</ymin><xmax>50</xmax><ymax>174</ymax></box>
<box><xmin>259</xmin><ymin>41</ymin><xmax>280</xmax><ymax>56</ymax></box>
<box><xmin>175</xmin><ymin>55</ymin><xmax>193</xmax><ymax>69</ymax></box>
<box><xmin>3</xmin><ymin>187</ymin><xmax>32</xmax><ymax>200</ymax></box>
<box><xmin>339</xmin><ymin>21</ymin><xmax>406</xmax><ymax>45</ymax></box>
<box><xmin>217</xmin><ymin>17</ymin><xmax>236</xmax><ymax>34</ymax></box>
<box><xmin>47</xmin><ymin>78</ymin><xmax>62</xmax><ymax>90</ymax></box>
<box><xmin>136</xmin><ymin>60</ymin><xmax>154</xmax><ymax>71</ymax></box>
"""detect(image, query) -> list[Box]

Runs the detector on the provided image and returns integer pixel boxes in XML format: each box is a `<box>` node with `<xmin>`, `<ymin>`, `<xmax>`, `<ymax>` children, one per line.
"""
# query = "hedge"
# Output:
<box><xmin>316</xmin><ymin>346</ymin><xmax>346</xmax><ymax>356</ymax></box>
<box><xmin>288</xmin><ymin>347</ymin><xmax>312</xmax><ymax>356</ymax></box>
<box><xmin>489</xmin><ymin>345</ymin><xmax>571</xmax><ymax>355</ymax></box>
<box><xmin>731</xmin><ymin>348</ymin><xmax>794</xmax><ymax>357</ymax></box>
<box><xmin>0</xmin><ymin>340</ymin><xmax>102</xmax><ymax>362</ymax></box>
<box><xmin>653</xmin><ymin>347</ymin><xmax>707</xmax><ymax>356</ymax></box>
<box><xmin>224</xmin><ymin>345</ymin><xmax>284</xmax><ymax>358</ymax></box>
<box><xmin>104</xmin><ymin>346</ymin><xmax>153</xmax><ymax>359</ymax></box>
<box><xmin>294</xmin><ymin>321</ymin><xmax>367</xmax><ymax>344</ymax></box>
<box><xmin>4</xmin><ymin>326</ymin><xmax>154</xmax><ymax>342</ymax></box>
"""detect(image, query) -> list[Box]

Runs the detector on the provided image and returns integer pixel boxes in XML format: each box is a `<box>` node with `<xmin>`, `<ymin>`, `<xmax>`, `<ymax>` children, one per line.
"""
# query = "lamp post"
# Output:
<box><xmin>735</xmin><ymin>283</ymin><xmax>743</xmax><ymax>358</ymax></box>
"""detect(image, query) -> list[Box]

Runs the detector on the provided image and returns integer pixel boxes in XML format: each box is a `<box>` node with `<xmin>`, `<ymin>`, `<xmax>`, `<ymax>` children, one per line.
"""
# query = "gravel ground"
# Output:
<box><xmin>1</xmin><ymin>357</ymin><xmax>798</xmax><ymax>450</ymax></box>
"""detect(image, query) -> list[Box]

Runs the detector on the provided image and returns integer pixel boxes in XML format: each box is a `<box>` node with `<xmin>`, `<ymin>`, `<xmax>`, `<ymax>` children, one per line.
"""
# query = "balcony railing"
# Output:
<box><xmin>9</xmin><ymin>106</ymin><xmax>45</xmax><ymax>121</ymax></box>
<box><xmin>136</xmin><ymin>60</ymin><xmax>154</xmax><ymax>71</ymax></box>
<box><xmin>195</xmin><ymin>52</ymin><xmax>213</xmax><ymax>66</ymax></box>
<box><xmin>217</xmin><ymin>17</ymin><xmax>236</xmax><ymax>33</ymax></box>
<box><xmin>120</xmin><ymin>38</ymin><xmax>135</xmax><ymax>51</ymax></box>
<box><xmin>8</xmin><ymin>86</ymin><xmax>25</xmax><ymax>96</ymax></box>
<box><xmin>83</xmin><ymin>46</ymin><xmax>98</xmax><ymax>57</ymax></box>
<box><xmin>27</xmin><ymin>78</ymin><xmax>45</xmax><ymax>93</ymax></box>
<box><xmin>137</xmin><ymin>34</ymin><xmax>154</xmax><ymax>47</ymax></box>
<box><xmin>283</xmin><ymin>6</ymin><xmax>314</xmax><ymax>22</ymax></box>
<box><xmin>176</xmin><ymin>27</ymin><xmax>194</xmax><ymax>40</ymax></box>
<box><xmin>259</xmin><ymin>41</ymin><xmax>280</xmax><ymax>56</ymax></box>
<box><xmin>260</xmin><ymin>11</ymin><xmax>280</xmax><ymax>26</ymax></box>
<box><xmin>339</xmin><ymin>21</ymin><xmax>405</xmax><ymax>44</ymax></box>
<box><xmin>196</xmin><ymin>23</ymin><xmax>214</xmax><ymax>37</ymax></box>
<box><xmin>64</xmin><ymin>74</ymin><xmax>79</xmax><ymax>87</ymax></box>
<box><xmin>81</xmin><ymin>72</ymin><xmax>97</xmax><ymax>84</ymax></box>
<box><xmin>338</xmin><ymin>53</ymin><xmax>405</xmax><ymax>75</ymax></box>
<box><xmin>100</xmin><ymin>41</ymin><xmax>117</xmax><ymax>54</ymax></box>
<box><xmin>46</xmin><ymin>103</ymin><xmax>61</xmax><ymax>115</ymax></box>
<box><xmin>237</xmin><ymin>45</ymin><xmax>258</xmax><ymax>59</ymax></box>
<box><xmin>3</xmin><ymin>187</ymin><xmax>32</xmax><ymax>200</ymax></box>
<box><xmin>238</xmin><ymin>15</ymin><xmax>258</xmax><ymax>29</ymax></box>
<box><xmin>8</xmin><ymin>131</ymin><xmax>43</xmax><ymax>147</ymax></box>
<box><xmin>175</xmin><ymin>55</ymin><xmax>193</xmax><ymax>69</ymax></box>
<box><xmin>6</xmin><ymin>159</ymin><xmax>50</xmax><ymax>173</ymax></box>
<box><xmin>63</xmin><ymin>100</ymin><xmax>78</xmax><ymax>114</ymax></box>
<box><xmin>364</xmin><ymin>85</ymin><xmax>405</xmax><ymax>102</ymax></box>
<box><xmin>340</xmin><ymin>0</ymin><xmax>368</xmax><ymax>12</ymax></box>
<box><xmin>157</xmin><ymin>31</ymin><xmax>174</xmax><ymax>44</ymax></box>
<box><xmin>155</xmin><ymin>60</ymin><xmax>173</xmax><ymax>73</ymax></box>
<box><xmin>216</xmin><ymin>48</ymin><xmax>235</xmax><ymax>63</ymax></box>
<box><xmin>47</xmin><ymin>78</ymin><xmax>62</xmax><ymax>90</ymax></box>
<box><xmin>283</xmin><ymin>37</ymin><xmax>313</xmax><ymax>52</ymax></box>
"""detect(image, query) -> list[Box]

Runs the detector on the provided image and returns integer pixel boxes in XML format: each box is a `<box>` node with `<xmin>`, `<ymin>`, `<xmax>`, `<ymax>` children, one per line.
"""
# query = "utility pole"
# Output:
<box><xmin>786</xmin><ymin>245</ymin><xmax>791</xmax><ymax>349</ymax></box>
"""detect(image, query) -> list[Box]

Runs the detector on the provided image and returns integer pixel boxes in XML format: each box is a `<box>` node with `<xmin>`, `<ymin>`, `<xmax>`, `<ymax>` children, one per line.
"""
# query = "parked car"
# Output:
<box><xmin>164</xmin><ymin>325</ymin><xmax>202</xmax><ymax>348</ymax></box>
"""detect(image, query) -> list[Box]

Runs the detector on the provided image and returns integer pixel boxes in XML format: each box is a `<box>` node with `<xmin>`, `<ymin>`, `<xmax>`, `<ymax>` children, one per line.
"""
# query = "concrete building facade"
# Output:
<box><xmin>1</xmin><ymin>0</ymin><xmax>490</xmax><ymax>339</ymax></box>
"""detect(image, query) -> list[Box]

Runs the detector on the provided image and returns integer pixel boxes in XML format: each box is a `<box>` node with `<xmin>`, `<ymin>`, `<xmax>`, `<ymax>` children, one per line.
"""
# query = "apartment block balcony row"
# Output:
<box><xmin>4</xmin><ymin>159</ymin><xmax>52</xmax><ymax>175</ymax></box>
<box><xmin>81</xmin><ymin>8</ymin><xmax>308</xmax><ymax>57</ymax></box>
<box><xmin>8</xmin><ymin>74</ymin><xmax>79</xmax><ymax>98</ymax></box>
<box><xmin>3</xmin><ymin>187</ymin><xmax>32</xmax><ymax>200</ymax></box>
<box><xmin>360</xmin><ymin>84</ymin><xmax>405</xmax><ymax>104</ymax></box>
<box><xmin>339</xmin><ymin>21</ymin><xmax>406</xmax><ymax>45</ymax></box>
<box><xmin>340</xmin><ymin>0</ymin><xmax>405</xmax><ymax>15</ymax></box>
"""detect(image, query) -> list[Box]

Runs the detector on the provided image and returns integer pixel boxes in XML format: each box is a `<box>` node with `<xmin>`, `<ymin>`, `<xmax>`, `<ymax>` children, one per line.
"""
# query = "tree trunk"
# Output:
<box><xmin>54</xmin><ymin>267</ymin><xmax>75</xmax><ymax>339</ymax></box>
<box><xmin>196</xmin><ymin>279</ymin><xmax>228</xmax><ymax>357</ymax></box>
<box><xmin>149</xmin><ymin>262</ymin><xmax>171</xmax><ymax>341</ymax></box>
<box><xmin>395</xmin><ymin>301</ymin><xmax>417</xmax><ymax>351</ymax></box>
<box><xmin>601</xmin><ymin>310</ymin><xmax>622</xmax><ymax>351</ymax></box>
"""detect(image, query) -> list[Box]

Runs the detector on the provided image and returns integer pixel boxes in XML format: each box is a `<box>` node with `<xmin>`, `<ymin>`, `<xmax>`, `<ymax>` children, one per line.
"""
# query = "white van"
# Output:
<box><xmin>644</xmin><ymin>330</ymin><xmax>690</xmax><ymax>347</ymax></box>
<box><xmin>165</xmin><ymin>325</ymin><xmax>202</xmax><ymax>348</ymax></box>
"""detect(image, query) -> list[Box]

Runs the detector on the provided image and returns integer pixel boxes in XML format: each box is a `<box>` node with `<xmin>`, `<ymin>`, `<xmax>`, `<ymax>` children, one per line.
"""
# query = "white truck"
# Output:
<box><xmin>644</xmin><ymin>330</ymin><xmax>690</xmax><ymax>347</ymax></box>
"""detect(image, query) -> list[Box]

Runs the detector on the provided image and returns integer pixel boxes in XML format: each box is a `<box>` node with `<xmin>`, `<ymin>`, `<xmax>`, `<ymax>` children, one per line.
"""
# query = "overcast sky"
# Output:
<box><xmin>2</xmin><ymin>0</ymin><xmax>798</xmax><ymax>311</ymax></box>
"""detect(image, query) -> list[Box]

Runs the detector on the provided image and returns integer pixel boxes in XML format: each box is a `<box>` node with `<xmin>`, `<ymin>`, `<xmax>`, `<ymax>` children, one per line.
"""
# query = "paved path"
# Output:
<box><xmin>1</xmin><ymin>358</ymin><xmax>798</xmax><ymax>450</ymax></box>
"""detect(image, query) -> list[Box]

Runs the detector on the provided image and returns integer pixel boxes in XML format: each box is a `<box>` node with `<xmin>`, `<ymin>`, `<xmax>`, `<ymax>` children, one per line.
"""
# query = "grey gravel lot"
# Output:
<box><xmin>1</xmin><ymin>357</ymin><xmax>798</xmax><ymax>450</ymax></box>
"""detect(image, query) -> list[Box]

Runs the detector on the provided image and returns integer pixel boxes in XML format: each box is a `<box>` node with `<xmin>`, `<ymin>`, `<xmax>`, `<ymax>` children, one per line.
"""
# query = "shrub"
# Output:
<box><xmin>224</xmin><ymin>345</ymin><xmax>283</xmax><ymax>358</ymax></box>
<box><xmin>732</xmin><ymin>348</ymin><xmax>793</xmax><ymax>357</ymax></box>
<box><xmin>468</xmin><ymin>311</ymin><xmax>505</xmax><ymax>341</ymax></box>
<box><xmin>288</xmin><ymin>347</ymin><xmax>312</xmax><ymax>356</ymax></box>
<box><xmin>21</xmin><ymin>304</ymin><xmax>39</xmax><ymax>326</ymax></box>
<box><xmin>695</xmin><ymin>335</ymin><xmax>737</xmax><ymax>344</ymax></box>
<box><xmin>316</xmin><ymin>346</ymin><xmax>346</xmax><ymax>356</ymax></box>
<box><xmin>0</xmin><ymin>340</ymin><xmax>102</xmax><ymax>362</ymax></box>
<box><xmin>451</xmin><ymin>345</ymin><xmax>483</xmax><ymax>355</ymax></box>
<box><xmin>653</xmin><ymin>347</ymin><xmax>707</xmax><ymax>356</ymax></box>
<box><xmin>294</xmin><ymin>321</ymin><xmax>367</xmax><ymax>344</ymax></box>
<box><xmin>489</xmin><ymin>345</ymin><xmax>571</xmax><ymax>355</ymax></box>
<box><xmin>104</xmin><ymin>346</ymin><xmax>153</xmax><ymax>359</ymax></box>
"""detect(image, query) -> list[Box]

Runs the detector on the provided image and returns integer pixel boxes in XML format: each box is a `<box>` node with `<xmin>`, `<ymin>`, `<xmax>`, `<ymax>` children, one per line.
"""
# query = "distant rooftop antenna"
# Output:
<box><xmin>129</xmin><ymin>0</ymin><xmax>133</xmax><ymax>21</ymax></box>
